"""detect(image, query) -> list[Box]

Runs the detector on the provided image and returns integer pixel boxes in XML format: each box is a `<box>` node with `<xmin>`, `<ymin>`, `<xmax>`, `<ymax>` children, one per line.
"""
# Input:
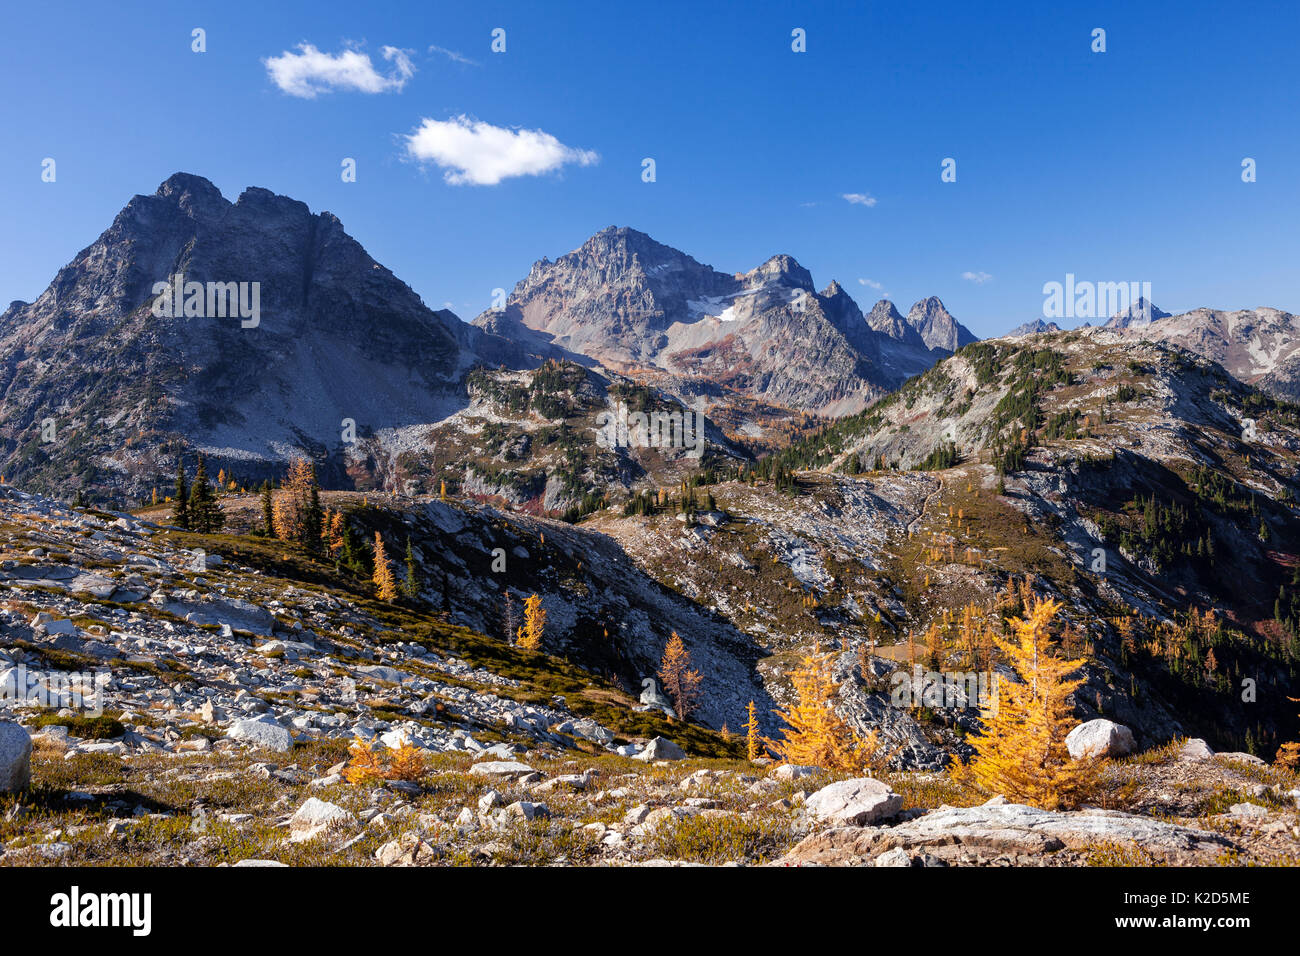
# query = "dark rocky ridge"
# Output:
<box><xmin>0</xmin><ymin>173</ymin><xmax>517</xmax><ymax>496</ymax></box>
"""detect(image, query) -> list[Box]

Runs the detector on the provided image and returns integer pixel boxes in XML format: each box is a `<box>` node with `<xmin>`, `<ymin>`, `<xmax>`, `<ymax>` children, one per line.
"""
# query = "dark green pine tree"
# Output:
<box><xmin>341</xmin><ymin>523</ymin><xmax>370</xmax><ymax>577</ymax></box>
<box><xmin>187</xmin><ymin>454</ymin><xmax>224</xmax><ymax>533</ymax></box>
<box><xmin>340</xmin><ymin>525</ymin><xmax>357</xmax><ymax>572</ymax></box>
<box><xmin>305</xmin><ymin>477</ymin><xmax>323</xmax><ymax>552</ymax></box>
<box><xmin>260</xmin><ymin>480</ymin><xmax>274</xmax><ymax>537</ymax></box>
<box><xmin>401</xmin><ymin>538</ymin><xmax>419</xmax><ymax>598</ymax></box>
<box><xmin>172</xmin><ymin>456</ymin><xmax>190</xmax><ymax>530</ymax></box>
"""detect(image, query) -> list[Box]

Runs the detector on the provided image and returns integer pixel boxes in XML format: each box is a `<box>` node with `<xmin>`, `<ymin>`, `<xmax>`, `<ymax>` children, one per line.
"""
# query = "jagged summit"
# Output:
<box><xmin>1008</xmin><ymin>318</ymin><xmax>1062</xmax><ymax>336</ymax></box>
<box><xmin>749</xmin><ymin>254</ymin><xmax>815</xmax><ymax>289</ymax></box>
<box><xmin>154</xmin><ymin>171</ymin><xmax>226</xmax><ymax>203</ymax></box>
<box><xmin>866</xmin><ymin>298</ymin><xmax>917</xmax><ymax>343</ymax></box>
<box><xmin>906</xmin><ymin>296</ymin><xmax>977</xmax><ymax>352</ymax></box>
<box><xmin>1106</xmin><ymin>297</ymin><xmax>1171</xmax><ymax>328</ymax></box>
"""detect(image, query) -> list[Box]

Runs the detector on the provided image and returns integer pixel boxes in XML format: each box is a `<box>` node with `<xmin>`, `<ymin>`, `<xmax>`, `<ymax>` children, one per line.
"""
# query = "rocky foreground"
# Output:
<box><xmin>1</xmin><ymin>727</ymin><xmax>1298</xmax><ymax>866</ymax></box>
<box><xmin>0</xmin><ymin>485</ymin><xmax>1298</xmax><ymax>866</ymax></box>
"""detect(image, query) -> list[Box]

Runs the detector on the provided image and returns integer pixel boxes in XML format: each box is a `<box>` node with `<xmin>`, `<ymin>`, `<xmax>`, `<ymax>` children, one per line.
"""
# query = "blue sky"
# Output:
<box><xmin>1</xmin><ymin>0</ymin><xmax>1297</xmax><ymax>338</ymax></box>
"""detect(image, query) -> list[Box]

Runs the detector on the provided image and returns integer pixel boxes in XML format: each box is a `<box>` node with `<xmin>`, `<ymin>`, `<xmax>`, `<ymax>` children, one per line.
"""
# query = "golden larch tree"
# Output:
<box><xmin>967</xmin><ymin>594</ymin><xmax>1088</xmax><ymax>809</ymax></box>
<box><xmin>387</xmin><ymin>741</ymin><xmax>427</xmax><ymax>782</ymax></box>
<box><xmin>326</xmin><ymin>510</ymin><xmax>346</xmax><ymax>554</ymax></box>
<box><xmin>745</xmin><ymin>700</ymin><xmax>762</xmax><ymax>761</ymax></box>
<box><xmin>768</xmin><ymin>651</ymin><xmax>866</xmax><ymax>772</ymax></box>
<box><xmin>518</xmin><ymin>593</ymin><xmax>545</xmax><ymax>650</ymax></box>
<box><xmin>344</xmin><ymin>739</ymin><xmax>385</xmax><ymax>786</ymax></box>
<box><xmin>657</xmin><ymin>631</ymin><xmax>702</xmax><ymax>722</ymax></box>
<box><xmin>270</xmin><ymin>457</ymin><xmax>318</xmax><ymax>543</ymax></box>
<box><xmin>270</xmin><ymin>496</ymin><xmax>295</xmax><ymax>542</ymax></box>
<box><xmin>372</xmin><ymin>532</ymin><xmax>397</xmax><ymax>600</ymax></box>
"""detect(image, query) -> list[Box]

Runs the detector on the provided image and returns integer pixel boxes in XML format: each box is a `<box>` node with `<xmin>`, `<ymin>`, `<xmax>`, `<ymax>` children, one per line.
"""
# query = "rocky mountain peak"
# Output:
<box><xmin>866</xmin><ymin>298</ymin><xmax>907</xmax><ymax>335</ymax></box>
<box><xmin>1106</xmin><ymin>297</ymin><xmax>1170</xmax><ymax>328</ymax></box>
<box><xmin>905</xmin><ymin>296</ymin><xmax>975</xmax><ymax>351</ymax></box>
<box><xmin>574</xmin><ymin>226</ymin><xmax>695</xmax><ymax>274</ymax></box>
<box><xmin>1009</xmin><ymin>318</ymin><xmax>1063</xmax><ymax>336</ymax></box>
<box><xmin>747</xmin><ymin>254</ymin><xmax>814</xmax><ymax>290</ymax></box>
<box><xmin>154</xmin><ymin>171</ymin><xmax>225</xmax><ymax>203</ymax></box>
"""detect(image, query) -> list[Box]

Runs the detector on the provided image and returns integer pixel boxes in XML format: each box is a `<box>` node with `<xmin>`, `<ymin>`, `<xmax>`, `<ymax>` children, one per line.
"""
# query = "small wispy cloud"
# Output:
<box><xmin>842</xmin><ymin>192</ymin><xmax>877</xmax><ymax>207</ymax></box>
<box><xmin>857</xmin><ymin>278</ymin><xmax>885</xmax><ymax>291</ymax></box>
<box><xmin>962</xmin><ymin>271</ymin><xmax>993</xmax><ymax>284</ymax></box>
<box><xmin>429</xmin><ymin>44</ymin><xmax>479</xmax><ymax>66</ymax></box>
<box><xmin>264</xmin><ymin>44</ymin><xmax>415</xmax><ymax>98</ymax></box>
<box><xmin>403</xmin><ymin>115</ymin><xmax>599</xmax><ymax>186</ymax></box>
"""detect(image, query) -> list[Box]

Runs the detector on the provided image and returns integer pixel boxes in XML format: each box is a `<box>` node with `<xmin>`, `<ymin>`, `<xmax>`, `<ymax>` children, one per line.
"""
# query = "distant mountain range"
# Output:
<box><xmin>2</xmin><ymin>172</ymin><xmax>1297</xmax><ymax>505</ymax></box>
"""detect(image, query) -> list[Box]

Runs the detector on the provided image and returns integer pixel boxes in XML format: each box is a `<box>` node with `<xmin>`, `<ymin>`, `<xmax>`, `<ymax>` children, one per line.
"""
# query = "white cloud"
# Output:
<box><xmin>961</xmin><ymin>271</ymin><xmax>993</xmax><ymax>284</ymax></box>
<box><xmin>857</xmin><ymin>278</ymin><xmax>884</xmax><ymax>291</ymax></box>
<box><xmin>403</xmin><ymin>115</ymin><xmax>599</xmax><ymax>186</ymax></box>
<box><xmin>429</xmin><ymin>44</ymin><xmax>479</xmax><ymax>66</ymax></box>
<box><xmin>264</xmin><ymin>44</ymin><xmax>415</xmax><ymax>98</ymax></box>
<box><xmin>842</xmin><ymin>192</ymin><xmax>877</xmax><ymax>207</ymax></box>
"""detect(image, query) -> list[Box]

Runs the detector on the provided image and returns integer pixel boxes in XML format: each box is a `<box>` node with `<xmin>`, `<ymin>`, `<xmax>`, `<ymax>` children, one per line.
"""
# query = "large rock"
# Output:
<box><xmin>632</xmin><ymin>736</ymin><xmax>686</xmax><ymax>762</ymax></box>
<box><xmin>375</xmin><ymin>832</ymin><xmax>439</xmax><ymax>866</ymax></box>
<box><xmin>773</xmin><ymin>764</ymin><xmax>822</xmax><ymax>782</ymax></box>
<box><xmin>1065</xmin><ymin>719</ymin><xmax>1136</xmax><ymax>760</ymax></box>
<box><xmin>1215</xmin><ymin>752</ymin><xmax>1266</xmax><ymax>767</ymax></box>
<box><xmin>162</xmin><ymin>596</ymin><xmax>275</xmax><ymax>637</ymax></box>
<box><xmin>560</xmin><ymin>717</ymin><xmax>615</xmax><ymax>745</ymax></box>
<box><xmin>0</xmin><ymin>722</ymin><xmax>32</xmax><ymax>793</ymax></box>
<box><xmin>226</xmin><ymin>717</ymin><xmax>294</xmax><ymax>752</ymax></box>
<box><xmin>804</xmin><ymin>778</ymin><xmax>902</xmax><ymax>826</ymax></box>
<box><xmin>289</xmin><ymin>798</ymin><xmax>356</xmax><ymax>842</ymax></box>
<box><xmin>782</xmin><ymin>800</ymin><xmax>1228</xmax><ymax>866</ymax></box>
<box><xmin>1179</xmin><ymin>738</ymin><xmax>1215</xmax><ymax>761</ymax></box>
<box><xmin>355</xmin><ymin>665</ymin><xmax>412</xmax><ymax>685</ymax></box>
<box><xmin>469</xmin><ymin>760</ymin><xmax>536</xmax><ymax>779</ymax></box>
<box><xmin>504</xmin><ymin>801</ymin><xmax>551</xmax><ymax>822</ymax></box>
